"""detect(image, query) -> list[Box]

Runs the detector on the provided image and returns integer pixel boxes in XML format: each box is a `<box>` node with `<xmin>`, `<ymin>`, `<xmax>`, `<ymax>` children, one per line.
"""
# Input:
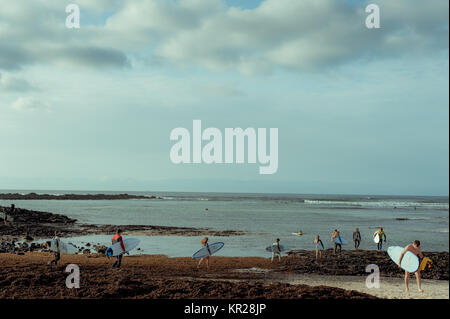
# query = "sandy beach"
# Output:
<box><xmin>267</xmin><ymin>273</ymin><xmax>449</xmax><ymax>299</ymax></box>
<box><xmin>0</xmin><ymin>252</ymin><xmax>448</xmax><ymax>299</ymax></box>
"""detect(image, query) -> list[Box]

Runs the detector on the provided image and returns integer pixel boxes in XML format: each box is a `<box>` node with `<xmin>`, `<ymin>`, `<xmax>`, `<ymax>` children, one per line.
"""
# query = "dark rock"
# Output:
<box><xmin>93</xmin><ymin>245</ymin><xmax>107</xmax><ymax>254</ymax></box>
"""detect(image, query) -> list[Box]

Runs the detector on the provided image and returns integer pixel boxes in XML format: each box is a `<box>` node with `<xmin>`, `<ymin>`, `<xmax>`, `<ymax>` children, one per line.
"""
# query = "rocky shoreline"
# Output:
<box><xmin>0</xmin><ymin>205</ymin><xmax>246</xmax><ymax>253</ymax></box>
<box><xmin>0</xmin><ymin>193</ymin><xmax>162</xmax><ymax>200</ymax></box>
<box><xmin>285</xmin><ymin>249</ymin><xmax>449</xmax><ymax>280</ymax></box>
<box><xmin>0</xmin><ymin>253</ymin><xmax>378</xmax><ymax>299</ymax></box>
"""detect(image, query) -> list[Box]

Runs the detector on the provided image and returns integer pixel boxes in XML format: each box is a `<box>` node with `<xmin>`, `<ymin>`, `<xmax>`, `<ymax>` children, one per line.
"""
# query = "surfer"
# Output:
<box><xmin>331</xmin><ymin>229</ymin><xmax>342</xmax><ymax>255</ymax></box>
<box><xmin>270</xmin><ymin>238</ymin><xmax>282</xmax><ymax>263</ymax></box>
<box><xmin>111</xmin><ymin>229</ymin><xmax>126</xmax><ymax>268</ymax></box>
<box><xmin>47</xmin><ymin>231</ymin><xmax>61</xmax><ymax>266</ymax></box>
<box><xmin>399</xmin><ymin>240</ymin><xmax>424</xmax><ymax>293</ymax></box>
<box><xmin>197</xmin><ymin>237</ymin><xmax>211</xmax><ymax>270</ymax></box>
<box><xmin>353</xmin><ymin>228</ymin><xmax>361</xmax><ymax>250</ymax></box>
<box><xmin>314</xmin><ymin>235</ymin><xmax>324</xmax><ymax>260</ymax></box>
<box><xmin>4</xmin><ymin>204</ymin><xmax>15</xmax><ymax>225</ymax></box>
<box><xmin>373</xmin><ymin>227</ymin><xmax>386</xmax><ymax>250</ymax></box>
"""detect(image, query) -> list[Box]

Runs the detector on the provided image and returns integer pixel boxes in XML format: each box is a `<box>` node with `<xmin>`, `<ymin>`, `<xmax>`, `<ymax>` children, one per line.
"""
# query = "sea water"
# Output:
<box><xmin>1</xmin><ymin>191</ymin><xmax>448</xmax><ymax>257</ymax></box>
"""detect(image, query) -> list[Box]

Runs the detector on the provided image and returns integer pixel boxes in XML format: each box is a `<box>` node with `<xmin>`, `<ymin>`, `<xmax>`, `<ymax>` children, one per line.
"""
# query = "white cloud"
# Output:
<box><xmin>0</xmin><ymin>72</ymin><xmax>37</xmax><ymax>92</ymax></box>
<box><xmin>11</xmin><ymin>96</ymin><xmax>50</xmax><ymax>111</ymax></box>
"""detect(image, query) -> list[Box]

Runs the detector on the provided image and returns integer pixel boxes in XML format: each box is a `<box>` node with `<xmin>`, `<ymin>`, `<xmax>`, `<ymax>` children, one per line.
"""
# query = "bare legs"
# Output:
<box><xmin>197</xmin><ymin>256</ymin><xmax>210</xmax><ymax>270</ymax></box>
<box><xmin>404</xmin><ymin>270</ymin><xmax>424</xmax><ymax>293</ymax></box>
<box><xmin>271</xmin><ymin>252</ymin><xmax>281</xmax><ymax>263</ymax></box>
<box><xmin>415</xmin><ymin>270</ymin><xmax>424</xmax><ymax>292</ymax></box>
<box><xmin>315</xmin><ymin>250</ymin><xmax>323</xmax><ymax>261</ymax></box>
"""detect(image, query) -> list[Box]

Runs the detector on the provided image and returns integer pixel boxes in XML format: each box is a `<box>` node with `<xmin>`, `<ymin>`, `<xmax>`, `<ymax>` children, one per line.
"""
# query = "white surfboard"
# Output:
<box><xmin>106</xmin><ymin>238</ymin><xmax>140</xmax><ymax>257</ymax></box>
<box><xmin>50</xmin><ymin>239</ymin><xmax>77</xmax><ymax>254</ymax></box>
<box><xmin>387</xmin><ymin>246</ymin><xmax>419</xmax><ymax>273</ymax></box>
<box><xmin>291</xmin><ymin>232</ymin><xmax>303</xmax><ymax>236</ymax></box>
<box><xmin>374</xmin><ymin>233</ymin><xmax>380</xmax><ymax>243</ymax></box>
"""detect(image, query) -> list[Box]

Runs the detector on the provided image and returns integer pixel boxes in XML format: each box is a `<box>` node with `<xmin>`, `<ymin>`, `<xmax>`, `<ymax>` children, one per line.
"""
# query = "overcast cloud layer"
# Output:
<box><xmin>1</xmin><ymin>0</ymin><xmax>448</xmax><ymax>73</ymax></box>
<box><xmin>0</xmin><ymin>0</ymin><xmax>448</xmax><ymax>195</ymax></box>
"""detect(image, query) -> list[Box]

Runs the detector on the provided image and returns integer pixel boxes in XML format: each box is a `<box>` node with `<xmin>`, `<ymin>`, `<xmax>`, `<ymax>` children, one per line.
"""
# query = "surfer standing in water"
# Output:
<box><xmin>398</xmin><ymin>240</ymin><xmax>424</xmax><ymax>293</ymax></box>
<box><xmin>353</xmin><ymin>228</ymin><xmax>361</xmax><ymax>250</ymax></box>
<box><xmin>197</xmin><ymin>237</ymin><xmax>211</xmax><ymax>270</ymax></box>
<box><xmin>374</xmin><ymin>227</ymin><xmax>386</xmax><ymax>250</ymax></box>
<box><xmin>111</xmin><ymin>229</ymin><xmax>126</xmax><ymax>268</ymax></box>
<box><xmin>331</xmin><ymin>229</ymin><xmax>342</xmax><ymax>255</ymax></box>
<box><xmin>314</xmin><ymin>235</ymin><xmax>324</xmax><ymax>260</ymax></box>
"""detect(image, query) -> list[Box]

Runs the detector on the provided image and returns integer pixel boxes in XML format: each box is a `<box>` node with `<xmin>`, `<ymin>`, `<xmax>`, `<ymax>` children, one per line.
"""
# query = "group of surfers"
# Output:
<box><xmin>272</xmin><ymin>228</ymin><xmax>425</xmax><ymax>293</ymax></box>
<box><xmin>46</xmin><ymin>227</ymin><xmax>427</xmax><ymax>293</ymax></box>
<box><xmin>312</xmin><ymin>227</ymin><xmax>387</xmax><ymax>259</ymax></box>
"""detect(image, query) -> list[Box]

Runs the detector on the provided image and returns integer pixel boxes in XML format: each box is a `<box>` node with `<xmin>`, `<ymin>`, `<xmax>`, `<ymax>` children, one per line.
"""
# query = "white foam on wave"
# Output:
<box><xmin>304</xmin><ymin>199</ymin><xmax>449</xmax><ymax>210</ymax></box>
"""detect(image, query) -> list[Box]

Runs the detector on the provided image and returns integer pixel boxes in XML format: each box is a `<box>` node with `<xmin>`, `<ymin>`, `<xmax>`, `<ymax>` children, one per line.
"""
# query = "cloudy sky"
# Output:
<box><xmin>0</xmin><ymin>0</ymin><xmax>448</xmax><ymax>195</ymax></box>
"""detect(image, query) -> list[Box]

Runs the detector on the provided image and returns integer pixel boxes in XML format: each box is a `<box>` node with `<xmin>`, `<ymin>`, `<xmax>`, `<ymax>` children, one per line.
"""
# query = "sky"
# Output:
<box><xmin>0</xmin><ymin>0</ymin><xmax>448</xmax><ymax>196</ymax></box>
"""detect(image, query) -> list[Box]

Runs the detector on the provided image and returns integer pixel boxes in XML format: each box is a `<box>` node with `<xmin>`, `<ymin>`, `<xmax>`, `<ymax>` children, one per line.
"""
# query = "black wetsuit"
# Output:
<box><xmin>50</xmin><ymin>238</ymin><xmax>61</xmax><ymax>265</ymax></box>
<box><xmin>353</xmin><ymin>231</ymin><xmax>361</xmax><ymax>249</ymax></box>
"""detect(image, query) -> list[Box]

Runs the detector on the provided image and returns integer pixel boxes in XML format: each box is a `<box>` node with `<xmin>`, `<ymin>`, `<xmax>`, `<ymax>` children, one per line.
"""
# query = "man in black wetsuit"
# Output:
<box><xmin>353</xmin><ymin>227</ymin><xmax>361</xmax><ymax>250</ymax></box>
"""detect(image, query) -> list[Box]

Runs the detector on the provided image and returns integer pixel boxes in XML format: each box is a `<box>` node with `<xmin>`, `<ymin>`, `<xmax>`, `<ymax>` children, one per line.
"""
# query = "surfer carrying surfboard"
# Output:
<box><xmin>373</xmin><ymin>228</ymin><xmax>386</xmax><ymax>250</ymax></box>
<box><xmin>331</xmin><ymin>230</ymin><xmax>342</xmax><ymax>255</ymax></box>
<box><xmin>398</xmin><ymin>240</ymin><xmax>424</xmax><ymax>293</ymax></box>
<box><xmin>197</xmin><ymin>237</ymin><xmax>211</xmax><ymax>270</ymax></box>
<box><xmin>46</xmin><ymin>231</ymin><xmax>61</xmax><ymax>266</ymax></box>
<box><xmin>111</xmin><ymin>229</ymin><xmax>126</xmax><ymax>268</ymax></box>
<box><xmin>271</xmin><ymin>238</ymin><xmax>282</xmax><ymax>263</ymax></box>
<box><xmin>314</xmin><ymin>235</ymin><xmax>324</xmax><ymax>260</ymax></box>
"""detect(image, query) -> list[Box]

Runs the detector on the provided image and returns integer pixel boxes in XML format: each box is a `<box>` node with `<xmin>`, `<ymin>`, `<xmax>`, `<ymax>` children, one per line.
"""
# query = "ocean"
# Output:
<box><xmin>1</xmin><ymin>190</ymin><xmax>448</xmax><ymax>257</ymax></box>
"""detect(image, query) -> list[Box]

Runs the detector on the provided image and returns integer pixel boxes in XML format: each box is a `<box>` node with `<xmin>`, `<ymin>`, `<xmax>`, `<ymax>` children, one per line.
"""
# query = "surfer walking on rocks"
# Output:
<box><xmin>197</xmin><ymin>237</ymin><xmax>211</xmax><ymax>270</ymax></box>
<box><xmin>399</xmin><ymin>240</ymin><xmax>424</xmax><ymax>293</ymax></box>
<box><xmin>331</xmin><ymin>229</ymin><xmax>342</xmax><ymax>255</ymax></box>
<box><xmin>47</xmin><ymin>231</ymin><xmax>61</xmax><ymax>266</ymax></box>
<box><xmin>314</xmin><ymin>235</ymin><xmax>324</xmax><ymax>260</ymax></box>
<box><xmin>353</xmin><ymin>228</ymin><xmax>361</xmax><ymax>250</ymax></box>
<box><xmin>374</xmin><ymin>227</ymin><xmax>386</xmax><ymax>250</ymax></box>
<box><xmin>111</xmin><ymin>229</ymin><xmax>126</xmax><ymax>268</ymax></box>
<box><xmin>271</xmin><ymin>238</ymin><xmax>282</xmax><ymax>263</ymax></box>
<box><xmin>3</xmin><ymin>204</ymin><xmax>15</xmax><ymax>226</ymax></box>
